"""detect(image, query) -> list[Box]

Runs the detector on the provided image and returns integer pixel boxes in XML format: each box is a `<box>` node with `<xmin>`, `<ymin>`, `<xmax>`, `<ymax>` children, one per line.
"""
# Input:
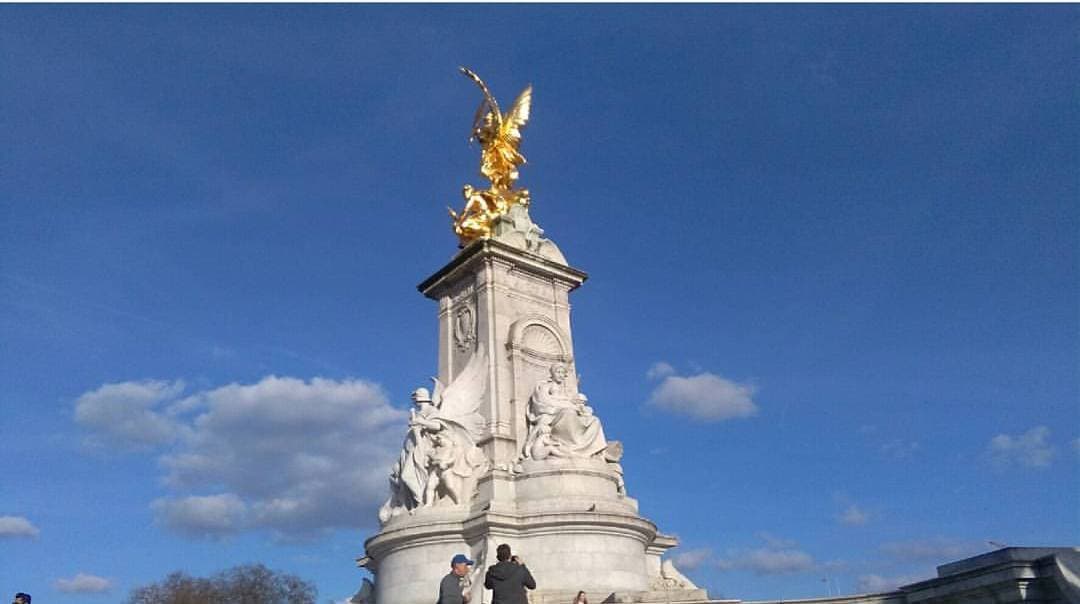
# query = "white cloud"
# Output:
<box><xmin>671</xmin><ymin>548</ymin><xmax>712</xmax><ymax>570</ymax></box>
<box><xmin>734</xmin><ymin>548</ymin><xmax>815</xmax><ymax>575</ymax></box>
<box><xmin>880</xmin><ymin>538</ymin><xmax>982</xmax><ymax>562</ymax></box>
<box><xmin>0</xmin><ymin>515</ymin><xmax>39</xmax><ymax>539</ymax></box>
<box><xmin>880</xmin><ymin>438</ymin><xmax>920</xmax><ymax>460</ymax></box>
<box><xmin>647</xmin><ymin>371</ymin><xmax>758</xmax><ymax>421</ymax></box>
<box><xmin>74</xmin><ymin>380</ymin><xmax>186</xmax><ymax>449</ymax></box>
<box><xmin>838</xmin><ymin>504</ymin><xmax>870</xmax><ymax>526</ymax></box>
<box><xmin>714</xmin><ymin>534</ymin><xmax>816</xmax><ymax>575</ymax></box>
<box><xmin>646</xmin><ymin>361</ymin><xmax>676</xmax><ymax>381</ymax></box>
<box><xmin>856</xmin><ymin>573</ymin><xmax>928</xmax><ymax>593</ymax></box>
<box><xmin>987</xmin><ymin>426</ymin><xmax>1055</xmax><ymax>468</ymax></box>
<box><xmin>76</xmin><ymin>376</ymin><xmax>408</xmax><ymax>539</ymax></box>
<box><xmin>54</xmin><ymin>573</ymin><xmax>112</xmax><ymax>593</ymax></box>
<box><xmin>757</xmin><ymin>532</ymin><xmax>797</xmax><ymax>549</ymax></box>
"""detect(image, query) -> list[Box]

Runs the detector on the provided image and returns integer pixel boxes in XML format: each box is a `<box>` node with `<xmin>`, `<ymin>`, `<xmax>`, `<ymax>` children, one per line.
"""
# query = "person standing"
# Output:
<box><xmin>12</xmin><ymin>594</ymin><xmax>31</xmax><ymax>604</ymax></box>
<box><xmin>572</xmin><ymin>591</ymin><xmax>589</xmax><ymax>604</ymax></box>
<box><xmin>484</xmin><ymin>544</ymin><xmax>536</xmax><ymax>604</ymax></box>
<box><xmin>438</xmin><ymin>554</ymin><xmax>474</xmax><ymax>604</ymax></box>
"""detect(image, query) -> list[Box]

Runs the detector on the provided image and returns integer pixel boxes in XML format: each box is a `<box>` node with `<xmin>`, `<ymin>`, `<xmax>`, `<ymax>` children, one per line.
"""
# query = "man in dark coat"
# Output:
<box><xmin>438</xmin><ymin>553</ymin><xmax>474</xmax><ymax>604</ymax></box>
<box><xmin>484</xmin><ymin>544</ymin><xmax>536</xmax><ymax>604</ymax></box>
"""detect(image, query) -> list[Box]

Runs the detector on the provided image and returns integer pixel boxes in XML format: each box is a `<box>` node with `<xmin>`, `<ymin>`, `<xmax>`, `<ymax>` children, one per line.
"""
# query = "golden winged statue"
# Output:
<box><xmin>449</xmin><ymin>67</ymin><xmax>533</xmax><ymax>245</ymax></box>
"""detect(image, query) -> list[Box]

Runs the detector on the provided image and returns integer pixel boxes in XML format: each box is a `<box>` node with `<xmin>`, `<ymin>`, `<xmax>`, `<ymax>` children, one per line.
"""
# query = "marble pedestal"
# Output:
<box><xmin>366</xmin><ymin>459</ymin><xmax>679</xmax><ymax>604</ymax></box>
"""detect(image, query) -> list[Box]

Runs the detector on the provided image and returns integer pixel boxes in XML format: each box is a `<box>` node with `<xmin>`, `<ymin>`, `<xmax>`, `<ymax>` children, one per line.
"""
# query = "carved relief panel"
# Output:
<box><xmin>447</xmin><ymin>279</ymin><xmax>478</xmax><ymax>380</ymax></box>
<box><xmin>454</xmin><ymin>304</ymin><xmax>476</xmax><ymax>353</ymax></box>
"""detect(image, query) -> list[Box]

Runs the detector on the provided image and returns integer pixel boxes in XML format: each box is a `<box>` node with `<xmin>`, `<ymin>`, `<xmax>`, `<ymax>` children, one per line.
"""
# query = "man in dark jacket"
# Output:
<box><xmin>484</xmin><ymin>544</ymin><xmax>536</xmax><ymax>604</ymax></box>
<box><xmin>438</xmin><ymin>553</ymin><xmax>474</xmax><ymax>604</ymax></box>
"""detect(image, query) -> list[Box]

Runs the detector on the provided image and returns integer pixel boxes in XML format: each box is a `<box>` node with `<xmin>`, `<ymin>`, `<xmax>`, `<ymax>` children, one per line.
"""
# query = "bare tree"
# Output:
<box><xmin>128</xmin><ymin>564</ymin><xmax>316</xmax><ymax>604</ymax></box>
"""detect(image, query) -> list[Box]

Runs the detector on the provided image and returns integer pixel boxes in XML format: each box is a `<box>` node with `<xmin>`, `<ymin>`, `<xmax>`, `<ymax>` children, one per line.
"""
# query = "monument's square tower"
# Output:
<box><xmin>359</xmin><ymin>71</ymin><xmax>703</xmax><ymax>604</ymax></box>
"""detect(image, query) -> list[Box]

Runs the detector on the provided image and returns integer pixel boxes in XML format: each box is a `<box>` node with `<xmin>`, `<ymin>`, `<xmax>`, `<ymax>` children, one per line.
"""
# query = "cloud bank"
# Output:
<box><xmin>712</xmin><ymin>534</ymin><xmax>817</xmax><ymax>576</ymax></box>
<box><xmin>75</xmin><ymin>376</ymin><xmax>408</xmax><ymax>539</ymax></box>
<box><xmin>55</xmin><ymin>573</ymin><xmax>112</xmax><ymax>593</ymax></box>
<box><xmin>987</xmin><ymin>426</ymin><xmax>1055</xmax><ymax>468</ymax></box>
<box><xmin>75</xmin><ymin>380</ymin><xmax>187</xmax><ymax>449</ymax></box>
<box><xmin>670</xmin><ymin>548</ymin><xmax>713</xmax><ymax>571</ymax></box>
<box><xmin>646</xmin><ymin>362</ymin><xmax>676</xmax><ymax>381</ymax></box>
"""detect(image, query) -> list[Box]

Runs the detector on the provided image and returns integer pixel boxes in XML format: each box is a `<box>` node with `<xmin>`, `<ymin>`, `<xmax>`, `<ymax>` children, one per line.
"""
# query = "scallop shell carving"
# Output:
<box><xmin>520</xmin><ymin>323</ymin><xmax>562</xmax><ymax>356</ymax></box>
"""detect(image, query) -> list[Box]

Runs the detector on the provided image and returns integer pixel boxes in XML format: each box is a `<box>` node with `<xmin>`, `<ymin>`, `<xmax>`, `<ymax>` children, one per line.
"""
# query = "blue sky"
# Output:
<box><xmin>1</xmin><ymin>4</ymin><xmax>1077</xmax><ymax>603</ymax></box>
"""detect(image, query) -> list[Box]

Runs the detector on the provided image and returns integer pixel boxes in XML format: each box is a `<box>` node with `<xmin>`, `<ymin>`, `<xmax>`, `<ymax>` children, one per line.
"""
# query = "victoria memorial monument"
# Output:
<box><xmin>354</xmin><ymin>70</ymin><xmax>1079</xmax><ymax>604</ymax></box>
<box><xmin>355</xmin><ymin>69</ymin><xmax>704</xmax><ymax>604</ymax></box>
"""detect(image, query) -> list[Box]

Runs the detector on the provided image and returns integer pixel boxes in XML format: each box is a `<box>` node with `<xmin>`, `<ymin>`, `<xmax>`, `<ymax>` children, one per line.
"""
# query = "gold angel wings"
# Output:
<box><xmin>449</xmin><ymin>68</ymin><xmax>533</xmax><ymax>245</ymax></box>
<box><xmin>463</xmin><ymin>67</ymin><xmax>532</xmax><ymax>191</ymax></box>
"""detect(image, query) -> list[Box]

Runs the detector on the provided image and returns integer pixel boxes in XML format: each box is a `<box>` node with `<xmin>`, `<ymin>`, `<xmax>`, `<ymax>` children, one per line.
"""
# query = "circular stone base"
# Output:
<box><xmin>368</xmin><ymin>510</ymin><xmax>656</xmax><ymax>604</ymax></box>
<box><xmin>366</xmin><ymin>461</ymin><xmax>657</xmax><ymax>604</ymax></box>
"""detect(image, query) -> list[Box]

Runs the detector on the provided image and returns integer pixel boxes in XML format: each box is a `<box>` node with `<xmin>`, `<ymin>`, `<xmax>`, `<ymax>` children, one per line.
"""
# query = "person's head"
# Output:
<box><xmin>496</xmin><ymin>543</ymin><xmax>512</xmax><ymax>562</ymax></box>
<box><xmin>450</xmin><ymin>554</ymin><xmax>473</xmax><ymax>577</ymax></box>
<box><xmin>412</xmin><ymin>388</ymin><xmax>433</xmax><ymax>406</ymax></box>
<box><xmin>575</xmin><ymin>591</ymin><xmax>588</xmax><ymax>603</ymax></box>
<box><xmin>13</xmin><ymin>594</ymin><xmax>31</xmax><ymax>604</ymax></box>
<box><xmin>549</xmin><ymin>364</ymin><xmax>568</xmax><ymax>383</ymax></box>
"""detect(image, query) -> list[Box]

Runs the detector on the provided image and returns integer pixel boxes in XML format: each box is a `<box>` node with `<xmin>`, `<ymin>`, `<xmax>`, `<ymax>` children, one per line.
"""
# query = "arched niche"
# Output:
<box><xmin>506</xmin><ymin>315</ymin><xmax>574</xmax><ymax>447</ymax></box>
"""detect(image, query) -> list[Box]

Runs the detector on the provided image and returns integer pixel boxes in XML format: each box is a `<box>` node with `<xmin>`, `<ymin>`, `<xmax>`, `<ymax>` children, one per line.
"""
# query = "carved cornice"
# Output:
<box><xmin>366</xmin><ymin>509</ymin><xmax>659</xmax><ymax>558</ymax></box>
<box><xmin>419</xmin><ymin>238</ymin><xmax>587</xmax><ymax>300</ymax></box>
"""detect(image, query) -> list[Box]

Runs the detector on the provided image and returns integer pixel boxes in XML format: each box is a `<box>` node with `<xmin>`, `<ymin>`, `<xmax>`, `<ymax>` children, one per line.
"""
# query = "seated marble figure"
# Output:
<box><xmin>522</xmin><ymin>364</ymin><xmax>609</xmax><ymax>460</ymax></box>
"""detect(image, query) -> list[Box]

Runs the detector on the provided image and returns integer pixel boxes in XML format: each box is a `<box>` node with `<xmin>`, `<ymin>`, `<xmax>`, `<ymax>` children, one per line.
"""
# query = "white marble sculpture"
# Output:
<box><xmin>482</xmin><ymin>200</ymin><xmax>568</xmax><ymax>263</ymax></box>
<box><xmin>349</xmin><ymin>578</ymin><xmax>375</xmax><ymax>604</ymax></box>
<box><xmin>528</xmin><ymin>421</ymin><xmax>568</xmax><ymax>461</ymax></box>
<box><xmin>649</xmin><ymin>559</ymin><xmax>699</xmax><ymax>591</ymax></box>
<box><xmin>378</xmin><ymin>350</ymin><xmax>490</xmax><ymax>524</ymax></box>
<box><xmin>521</xmin><ymin>363</ymin><xmax>609</xmax><ymax>461</ymax></box>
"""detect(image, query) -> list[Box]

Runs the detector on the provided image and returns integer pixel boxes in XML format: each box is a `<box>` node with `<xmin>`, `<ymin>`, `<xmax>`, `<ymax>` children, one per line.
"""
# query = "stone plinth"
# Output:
<box><xmin>366</xmin><ymin>459</ymin><xmax>664</xmax><ymax>604</ymax></box>
<box><xmin>513</xmin><ymin>458</ymin><xmax>637</xmax><ymax>515</ymax></box>
<box><xmin>366</xmin><ymin>511</ymin><xmax>663</xmax><ymax>604</ymax></box>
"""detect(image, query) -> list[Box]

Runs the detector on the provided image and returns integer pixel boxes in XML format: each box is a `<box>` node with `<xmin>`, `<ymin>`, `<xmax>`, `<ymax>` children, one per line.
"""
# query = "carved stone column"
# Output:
<box><xmin>418</xmin><ymin>236</ymin><xmax>585</xmax><ymax>469</ymax></box>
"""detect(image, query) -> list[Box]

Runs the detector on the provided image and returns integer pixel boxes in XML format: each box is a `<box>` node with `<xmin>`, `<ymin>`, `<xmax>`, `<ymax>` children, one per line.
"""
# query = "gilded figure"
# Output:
<box><xmin>449</xmin><ymin>67</ymin><xmax>533</xmax><ymax>245</ymax></box>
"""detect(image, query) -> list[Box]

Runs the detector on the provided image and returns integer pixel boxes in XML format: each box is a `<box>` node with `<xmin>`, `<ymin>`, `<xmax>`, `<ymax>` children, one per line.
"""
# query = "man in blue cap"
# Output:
<box><xmin>438</xmin><ymin>553</ymin><xmax>474</xmax><ymax>604</ymax></box>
